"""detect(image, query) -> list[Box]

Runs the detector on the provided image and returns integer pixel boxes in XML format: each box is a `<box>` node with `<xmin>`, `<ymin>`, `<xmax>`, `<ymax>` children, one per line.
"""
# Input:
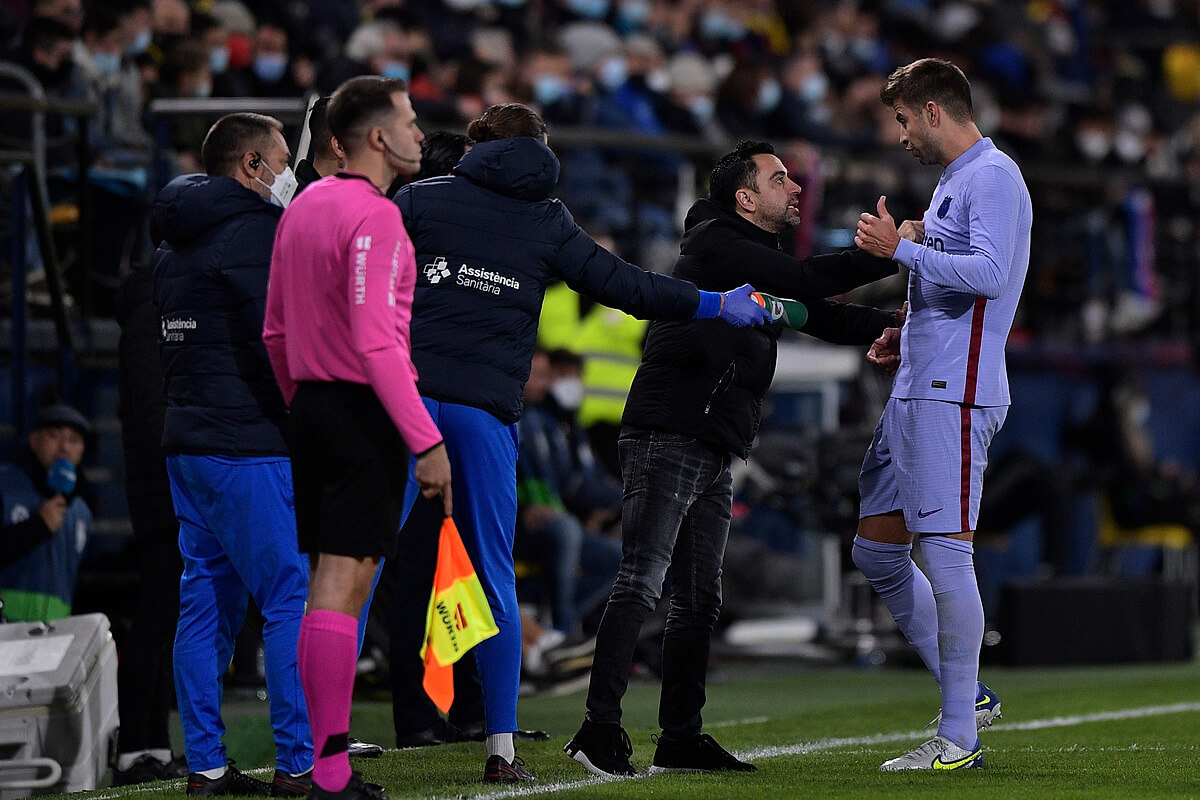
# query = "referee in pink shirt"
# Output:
<box><xmin>264</xmin><ymin>76</ymin><xmax>452</xmax><ymax>800</ymax></box>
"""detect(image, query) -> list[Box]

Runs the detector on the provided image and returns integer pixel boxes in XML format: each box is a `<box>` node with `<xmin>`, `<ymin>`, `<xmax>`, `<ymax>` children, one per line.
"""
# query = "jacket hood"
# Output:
<box><xmin>452</xmin><ymin>137</ymin><xmax>560</xmax><ymax>201</ymax></box>
<box><xmin>682</xmin><ymin>197</ymin><xmax>779</xmax><ymax>248</ymax></box>
<box><xmin>153</xmin><ymin>174</ymin><xmax>280</xmax><ymax>247</ymax></box>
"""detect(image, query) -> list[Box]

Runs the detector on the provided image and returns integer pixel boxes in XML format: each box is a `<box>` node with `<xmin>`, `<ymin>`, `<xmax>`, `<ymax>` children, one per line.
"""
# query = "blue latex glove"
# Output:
<box><xmin>717</xmin><ymin>284</ymin><xmax>773</xmax><ymax>328</ymax></box>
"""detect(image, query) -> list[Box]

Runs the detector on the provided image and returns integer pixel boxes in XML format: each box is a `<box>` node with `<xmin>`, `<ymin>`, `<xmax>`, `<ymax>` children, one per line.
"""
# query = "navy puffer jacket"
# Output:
<box><xmin>394</xmin><ymin>136</ymin><xmax>701</xmax><ymax>425</ymax></box>
<box><xmin>152</xmin><ymin>174</ymin><xmax>288</xmax><ymax>456</ymax></box>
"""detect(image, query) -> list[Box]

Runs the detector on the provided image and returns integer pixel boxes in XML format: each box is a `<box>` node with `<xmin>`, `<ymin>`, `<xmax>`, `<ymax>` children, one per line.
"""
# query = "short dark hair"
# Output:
<box><xmin>466</xmin><ymin>103</ymin><xmax>548</xmax><ymax>143</ymax></box>
<box><xmin>417</xmin><ymin>131</ymin><xmax>472</xmax><ymax>180</ymax></box>
<box><xmin>20</xmin><ymin>15</ymin><xmax>76</xmax><ymax>55</ymax></box>
<box><xmin>708</xmin><ymin>140</ymin><xmax>775</xmax><ymax>209</ymax></box>
<box><xmin>200</xmin><ymin>112</ymin><xmax>283</xmax><ymax>177</ymax></box>
<box><xmin>161</xmin><ymin>39</ymin><xmax>208</xmax><ymax>87</ymax></box>
<box><xmin>306</xmin><ymin>95</ymin><xmax>334</xmax><ymax>161</ymax></box>
<box><xmin>81</xmin><ymin>4</ymin><xmax>123</xmax><ymax>37</ymax></box>
<box><xmin>880</xmin><ymin>58</ymin><xmax>973</xmax><ymax>123</ymax></box>
<box><xmin>327</xmin><ymin>76</ymin><xmax>408</xmax><ymax>156</ymax></box>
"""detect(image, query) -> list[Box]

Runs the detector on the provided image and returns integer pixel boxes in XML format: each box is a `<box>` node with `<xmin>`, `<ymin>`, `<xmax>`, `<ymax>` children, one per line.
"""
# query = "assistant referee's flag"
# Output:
<box><xmin>421</xmin><ymin>515</ymin><xmax>499</xmax><ymax>712</ymax></box>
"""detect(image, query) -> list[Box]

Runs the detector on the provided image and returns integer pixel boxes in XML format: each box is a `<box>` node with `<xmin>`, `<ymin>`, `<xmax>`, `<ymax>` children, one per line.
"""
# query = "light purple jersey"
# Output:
<box><xmin>891</xmin><ymin>138</ymin><xmax>1032</xmax><ymax>407</ymax></box>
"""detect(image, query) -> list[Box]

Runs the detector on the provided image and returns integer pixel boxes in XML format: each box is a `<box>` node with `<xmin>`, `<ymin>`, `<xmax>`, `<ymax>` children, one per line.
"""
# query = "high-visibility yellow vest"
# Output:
<box><xmin>573</xmin><ymin>307</ymin><xmax>648</xmax><ymax>428</ymax></box>
<box><xmin>537</xmin><ymin>282</ymin><xmax>582</xmax><ymax>351</ymax></box>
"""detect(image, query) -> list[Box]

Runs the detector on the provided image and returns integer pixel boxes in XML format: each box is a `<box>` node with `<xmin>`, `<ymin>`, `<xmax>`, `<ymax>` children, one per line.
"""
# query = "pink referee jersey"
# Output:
<box><xmin>263</xmin><ymin>171</ymin><xmax>443</xmax><ymax>455</ymax></box>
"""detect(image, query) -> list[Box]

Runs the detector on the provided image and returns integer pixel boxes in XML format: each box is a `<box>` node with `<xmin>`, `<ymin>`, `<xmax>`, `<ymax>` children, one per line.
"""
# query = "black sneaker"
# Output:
<box><xmin>270</xmin><ymin>769</ymin><xmax>311</xmax><ymax>797</ymax></box>
<box><xmin>163</xmin><ymin>753</ymin><xmax>191</xmax><ymax>779</ymax></box>
<box><xmin>186</xmin><ymin>765</ymin><xmax>273</xmax><ymax>796</ymax></box>
<box><xmin>563</xmin><ymin>721</ymin><xmax>636</xmax><ymax>777</ymax></box>
<box><xmin>482</xmin><ymin>755</ymin><xmax>535</xmax><ymax>783</ymax></box>
<box><xmin>112</xmin><ymin>755</ymin><xmax>168</xmax><ymax>787</ymax></box>
<box><xmin>347</xmin><ymin>738</ymin><xmax>383</xmax><ymax>759</ymax></box>
<box><xmin>649</xmin><ymin>732</ymin><xmax>756</xmax><ymax>774</ymax></box>
<box><xmin>309</xmin><ymin>773</ymin><xmax>391</xmax><ymax>800</ymax></box>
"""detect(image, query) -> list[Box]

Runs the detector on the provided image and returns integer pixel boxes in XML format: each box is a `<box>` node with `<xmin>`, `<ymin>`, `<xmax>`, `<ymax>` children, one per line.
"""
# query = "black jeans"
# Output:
<box><xmin>584</xmin><ymin>427</ymin><xmax>732</xmax><ymax>738</ymax></box>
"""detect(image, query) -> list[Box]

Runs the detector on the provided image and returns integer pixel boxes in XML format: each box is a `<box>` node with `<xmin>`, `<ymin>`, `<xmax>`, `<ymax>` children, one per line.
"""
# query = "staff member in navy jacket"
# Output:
<box><xmin>391</xmin><ymin>103</ymin><xmax>770</xmax><ymax>783</ymax></box>
<box><xmin>153</xmin><ymin>111</ymin><xmax>311</xmax><ymax>798</ymax></box>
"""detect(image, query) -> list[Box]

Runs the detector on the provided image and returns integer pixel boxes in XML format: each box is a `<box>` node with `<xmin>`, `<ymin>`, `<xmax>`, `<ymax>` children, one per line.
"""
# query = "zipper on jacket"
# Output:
<box><xmin>704</xmin><ymin>361</ymin><xmax>737</xmax><ymax>414</ymax></box>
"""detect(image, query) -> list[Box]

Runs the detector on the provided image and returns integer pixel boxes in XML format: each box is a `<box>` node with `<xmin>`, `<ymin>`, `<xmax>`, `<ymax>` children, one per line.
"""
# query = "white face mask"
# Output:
<box><xmin>549</xmin><ymin>377</ymin><xmax>584</xmax><ymax>411</ymax></box>
<box><xmin>255</xmin><ymin>160</ymin><xmax>298</xmax><ymax>208</ymax></box>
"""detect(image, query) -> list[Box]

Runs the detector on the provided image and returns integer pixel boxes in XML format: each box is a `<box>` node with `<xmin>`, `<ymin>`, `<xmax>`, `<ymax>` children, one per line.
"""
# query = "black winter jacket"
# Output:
<box><xmin>116</xmin><ymin>263</ymin><xmax>176</xmax><ymax>532</ymax></box>
<box><xmin>622</xmin><ymin>198</ymin><xmax>897</xmax><ymax>459</ymax></box>
<box><xmin>394</xmin><ymin>137</ymin><xmax>701</xmax><ymax>425</ymax></box>
<box><xmin>152</xmin><ymin>174</ymin><xmax>288</xmax><ymax>456</ymax></box>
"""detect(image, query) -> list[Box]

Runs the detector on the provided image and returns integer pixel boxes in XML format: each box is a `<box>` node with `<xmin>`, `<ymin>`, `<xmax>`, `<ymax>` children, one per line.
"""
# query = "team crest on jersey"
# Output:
<box><xmin>424</xmin><ymin>256</ymin><xmax>452</xmax><ymax>284</ymax></box>
<box><xmin>936</xmin><ymin>196</ymin><xmax>953</xmax><ymax>218</ymax></box>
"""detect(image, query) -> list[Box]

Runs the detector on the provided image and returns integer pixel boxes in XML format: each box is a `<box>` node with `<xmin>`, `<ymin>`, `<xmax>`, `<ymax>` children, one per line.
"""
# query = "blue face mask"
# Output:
<box><xmin>688</xmin><ymin>95</ymin><xmax>715</xmax><ymax>122</ymax></box>
<box><xmin>797</xmin><ymin>72</ymin><xmax>828</xmax><ymax>105</ymax></box>
<box><xmin>757</xmin><ymin>79</ymin><xmax>782</xmax><ymax>114</ymax></box>
<box><xmin>700</xmin><ymin>10</ymin><xmax>745</xmax><ymax>41</ymax></box>
<box><xmin>126</xmin><ymin>29</ymin><xmax>152</xmax><ymax>56</ymax></box>
<box><xmin>567</xmin><ymin>0</ymin><xmax>610</xmax><ymax>20</ymax></box>
<box><xmin>534</xmin><ymin>74</ymin><xmax>570</xmax><ymax>106</ymax></box>
<box><xmin>597</xmin><ymin>56</ymin><xmax>627</xmax><ymax>91</ymax></box>
<box><xmin>253</xmin><ymin>53</ymin><xmax>288</xmax><ymax>84</ymax></box>
<box><xmin>91</xmin><ymin>50</ymin><xmax>121</xmax><ymax>76</ymax></box>
<box><xmin>381</xmin><ymin>61</ymin><xmax>410</xmax><ymax>81</ymax></box>
<box><xmin>209</xmin><ymin>46</ymin><xmax>229</xmax><ymax>74</ymax></box>
<box><xmin>615</xmin><ymin>0</ymin><xmax>651</xmax><ymax>33</ymax></box>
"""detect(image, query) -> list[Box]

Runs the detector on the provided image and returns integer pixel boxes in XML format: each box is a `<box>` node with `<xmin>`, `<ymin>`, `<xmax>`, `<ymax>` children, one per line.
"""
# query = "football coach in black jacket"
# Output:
<box><xmin>566</xmin><ymin>140</ymin><xmax>912</xmax><ymax>776</ymax></box>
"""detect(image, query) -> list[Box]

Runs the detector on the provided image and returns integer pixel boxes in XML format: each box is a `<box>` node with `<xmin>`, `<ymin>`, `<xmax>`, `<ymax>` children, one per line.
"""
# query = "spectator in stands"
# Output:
<box><xmin>153</xmin><ymin>111</ymin><xmax>311</xmax><ymax>796</ymax></box>
<box><xmin>156</xmin><ymin>38</ymin><xmax>214</xmax><ymax>173</ymax></box>
<box><xmin>27</xmin><ymin>0</ymin><xmax>83</xmax><ymax>33</ymax></box>
<box><xmin>111</xmin><ymin>260</ymin><xmax>188</xmax><ymax>787</ymax></box>
<box><xmin>72</xmin><ymin>2</ymin><xmax>155</xmax><ymax>314</ymax></box>
<box><xmin>0</xmin><ymin>404</ymin><xmax>93</xmax><ymax>622</ymax></box>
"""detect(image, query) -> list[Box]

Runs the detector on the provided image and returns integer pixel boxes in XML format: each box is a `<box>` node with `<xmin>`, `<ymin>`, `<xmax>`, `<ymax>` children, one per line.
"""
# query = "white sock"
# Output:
<box><xmin>116</xmin><ymin>750</ymin><xmax>152</xmax><ymax>771</ymax></box>
<box><xmin>149</xmin><ymin>748</ymin><xmax>173</xmax><ymax>764</ymax></box>
<box><xmin>486</xmin><ymin>733</ymin><xmax>515</xmax><ymax>762</ymax></box>
<box><xmin>198</xmin><ymin>766</ymin><xmax>228</xmax><ymax>779</ymax></box>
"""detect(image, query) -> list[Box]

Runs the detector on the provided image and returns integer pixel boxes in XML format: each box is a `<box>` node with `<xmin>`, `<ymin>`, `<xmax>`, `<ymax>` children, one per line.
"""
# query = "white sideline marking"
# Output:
<box><xmin>709</xmin><ymin>716</ymin><xmax>769</xmax><ymax>728</ymax></box>
<box><xmin>89</xmin><ymin>702</ymin><xmax>1200</xmax><ymax>800</ymax></box>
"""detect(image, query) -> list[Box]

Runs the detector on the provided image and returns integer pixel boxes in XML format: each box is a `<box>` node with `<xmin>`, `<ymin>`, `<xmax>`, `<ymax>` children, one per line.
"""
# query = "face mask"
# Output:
<box><xmin>645</xmin><ymin>67</ymin><xmax>670</xmax><ymax>94</ymax></box>
<box><xmin>549</xmin><ymin>377</ymin><xmax>584</xmax><ymax>412</ymax></box>
<box><xmin>797</xmin><ymin>71</ymin><xmax>828</xmax><ymax>104</ymax></box>
<box><xmin>92</xmin><ymin>50</ymin><xmax>121</xmax><ymax>77</ymax></box>
<box><xmin>688</xmin><ymin>95</ymin><xmax>715</xmax><ymax>122</ymax></box>
<box><xmin>194</xmin><ymin>81</ymin><xmax>212</xmax><ymax>98</ymax></box>
<box><xmin>381</xmin><ymin>61</ymin><xmax>410</xmax><ymax>81</ymax></box>
<box><xmin>255</xmin><ymin>160</ymin><xmax>298</xmax><ymax>208</ymax></box>
<box><xmin>209</xmin><ymin>46</ymin><xmax>229</xmax><ymax>74</ymax></box>
<box><xmin>597</xmin><ymin>56</ymin><xmax>627</xmax><ymax>91</ymax></box>
<box><xmin>534</xmin><ymin>74</ymin><xmax>570</xmax><ymax>106</ymax></box>
<box><xmin>126</xmin><ymin>29</ymin><xmax>152</xmax><ymax>56</ymax></box>
<box><xmin>615</xmin><ymin>0</ymin><xmax>651</xmax><ymax>32</ymax></box>
<box><xmin>567</xmin><ymin>0</ymin><xmax>610</xmax><ymax>20</ymax></box>
<box><xmin>1114</xmin><ymin>129</ymin><xmax>1147</xmax><ymax>163</ymax></box>
<box><xmin>494</xmin><ymin>0</ymin><xmax>526</xmax><ymax>6</ymax></box>
<box><xmin>1076</xmin><ymin>130</ymin><xmax>1111</xmax><ymax>161</ymax></box>
<box><xmin>756</xmin><ymin>79</ymin><xmax>782</xmax><ymax>114</ymax></box>
<box><xmin>253</xmin><ymin>53</ymin><xmax>288</xmax><ymax>84</ymax></box>
<box><xmin>700</xmin><ymin>10</ymin><xmax>744</xmax><ymax>41</ymax></box>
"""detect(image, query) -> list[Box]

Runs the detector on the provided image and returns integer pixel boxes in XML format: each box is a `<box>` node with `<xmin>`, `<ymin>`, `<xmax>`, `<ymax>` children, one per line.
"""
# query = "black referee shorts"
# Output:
<box><xmin>287</xmin><ymin>381</ymin><xmax>410</xmax><ymax>559</ymax></box>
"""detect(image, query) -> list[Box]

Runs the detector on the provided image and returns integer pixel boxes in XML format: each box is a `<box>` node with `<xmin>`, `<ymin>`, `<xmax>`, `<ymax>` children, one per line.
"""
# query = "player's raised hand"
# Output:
<box><xmin>855</xmin><ymin>195</ymin><xmax>902</xmax><ymax>259</ymax></box>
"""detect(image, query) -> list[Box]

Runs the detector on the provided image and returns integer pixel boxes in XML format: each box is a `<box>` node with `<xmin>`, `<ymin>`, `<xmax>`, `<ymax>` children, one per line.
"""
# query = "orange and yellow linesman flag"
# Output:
<box><xmin>420</xmin><ymin>516</ymin><xmax>499</xmax><ymax>712</ymax></box>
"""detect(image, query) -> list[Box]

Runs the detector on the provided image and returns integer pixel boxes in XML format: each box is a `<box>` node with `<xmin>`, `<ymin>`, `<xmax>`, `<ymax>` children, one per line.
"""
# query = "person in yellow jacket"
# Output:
<box><xmin>571</xmin><ymin>305</ymin><xmax>647</xmax><ymax>480</ymax></box>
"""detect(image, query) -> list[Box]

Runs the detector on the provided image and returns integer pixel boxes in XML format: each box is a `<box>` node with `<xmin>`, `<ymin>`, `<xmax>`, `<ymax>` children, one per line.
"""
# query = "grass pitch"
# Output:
<box><xmin>82</xmin><ymin>659</ymin><xmax>1199</xmax><ymax>800</ymax></box>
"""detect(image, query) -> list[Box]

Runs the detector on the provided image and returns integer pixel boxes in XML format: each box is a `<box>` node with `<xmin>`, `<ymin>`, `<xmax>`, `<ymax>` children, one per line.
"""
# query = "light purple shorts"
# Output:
<box><xmin>858</xmin><ymin>397</ymin><xmax>1007</xmax><ymax>533</ymax></box>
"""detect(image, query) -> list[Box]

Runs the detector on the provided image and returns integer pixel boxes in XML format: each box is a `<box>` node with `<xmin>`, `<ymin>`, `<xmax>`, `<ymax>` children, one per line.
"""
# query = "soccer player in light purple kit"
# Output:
<box><xmin>852</xmin><ymin>58</ymin><xmax>1032</xmax><ymax>771</ymax></box>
